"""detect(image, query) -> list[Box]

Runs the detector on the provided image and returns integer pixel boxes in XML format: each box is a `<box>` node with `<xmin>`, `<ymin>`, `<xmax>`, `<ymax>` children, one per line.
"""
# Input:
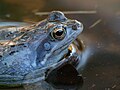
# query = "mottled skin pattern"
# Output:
<box><xmin>0</xmin><ymin>11</ymin><xmax>83</xmax><ymax>86</ymax></box>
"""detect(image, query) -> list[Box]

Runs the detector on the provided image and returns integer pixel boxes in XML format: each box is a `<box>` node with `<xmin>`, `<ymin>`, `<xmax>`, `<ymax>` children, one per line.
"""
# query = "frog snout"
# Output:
<box><xmin>72</xmin><ymin>20</ymin><xmax>83</xmax><ymax>31</ymax></box>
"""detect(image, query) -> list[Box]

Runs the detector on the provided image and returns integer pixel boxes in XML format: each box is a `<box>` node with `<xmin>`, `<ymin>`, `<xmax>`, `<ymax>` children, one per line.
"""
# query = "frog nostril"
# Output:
<box><xmin>72</xmin><ymin>24</ymin><xmax>78</xmax><ymax>30</ymax></box>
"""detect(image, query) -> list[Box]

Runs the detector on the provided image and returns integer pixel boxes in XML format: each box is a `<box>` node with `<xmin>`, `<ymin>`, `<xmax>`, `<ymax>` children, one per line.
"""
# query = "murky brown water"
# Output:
<box><xmin>0</xmin><ymin>0</ymin><xmax>120</xmax><ymax>90</ymax></box>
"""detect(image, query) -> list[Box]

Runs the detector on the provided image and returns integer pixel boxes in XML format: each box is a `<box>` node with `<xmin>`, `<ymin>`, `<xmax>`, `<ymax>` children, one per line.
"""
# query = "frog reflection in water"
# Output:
<box><xmin>0</xmin><ymin>11</ymin><xmax>83</xmax><ymax>87</ymax></box>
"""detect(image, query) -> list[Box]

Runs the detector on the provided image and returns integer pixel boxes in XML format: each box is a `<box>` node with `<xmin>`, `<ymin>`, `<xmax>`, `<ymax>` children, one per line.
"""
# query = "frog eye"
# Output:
<box><xmin>51</xmin><ymin>28</ymin><xmax>66</xmax><ymax>40</ymax></box>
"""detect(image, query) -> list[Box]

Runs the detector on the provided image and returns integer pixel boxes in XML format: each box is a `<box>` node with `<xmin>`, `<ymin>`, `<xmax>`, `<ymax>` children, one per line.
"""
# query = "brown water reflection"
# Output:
<box><xmin>0</xmin><ymin>0</ymin><xmax>120</xmax><ymax>90</ymax></box>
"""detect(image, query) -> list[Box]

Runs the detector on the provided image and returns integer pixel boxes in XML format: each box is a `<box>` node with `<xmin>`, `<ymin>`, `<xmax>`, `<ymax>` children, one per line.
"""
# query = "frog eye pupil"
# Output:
<box><xmin>55</xmin><ymin>30</ymin><xmax>63</xmax><ymax>36</ymax></box>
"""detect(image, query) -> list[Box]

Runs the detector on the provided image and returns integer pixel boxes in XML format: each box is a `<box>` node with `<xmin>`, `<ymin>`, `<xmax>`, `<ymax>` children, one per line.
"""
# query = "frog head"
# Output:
<box><xmin>30</xmin><ymin>11</ymin><xmax>83</xmax><ymax>68</ymax></box>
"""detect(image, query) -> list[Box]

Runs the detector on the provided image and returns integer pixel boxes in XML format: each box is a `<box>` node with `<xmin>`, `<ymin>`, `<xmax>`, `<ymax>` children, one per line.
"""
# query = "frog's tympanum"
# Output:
<box><xmin>0</xmin><ymin>11</ymin><xmax>83</xmax><ymax>88</ymax></box>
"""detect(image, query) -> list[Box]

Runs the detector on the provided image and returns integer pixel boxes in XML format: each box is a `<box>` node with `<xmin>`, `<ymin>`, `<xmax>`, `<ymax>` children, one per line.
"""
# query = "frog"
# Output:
<box><xmin>0</xmin><ymin>11</ymin><xmax>83</xmax><ymax>88</ymax></box>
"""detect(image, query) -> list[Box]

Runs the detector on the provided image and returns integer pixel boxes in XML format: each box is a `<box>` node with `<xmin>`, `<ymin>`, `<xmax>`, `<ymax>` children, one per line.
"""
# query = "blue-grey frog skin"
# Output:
<box><xmin>0</xmin><ymin>11</ymin><xmax>83</xmax><ymax>87</ymax></box>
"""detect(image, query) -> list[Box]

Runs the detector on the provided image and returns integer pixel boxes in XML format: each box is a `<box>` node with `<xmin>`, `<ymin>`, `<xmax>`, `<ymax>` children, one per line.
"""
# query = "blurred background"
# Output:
<box><xmin>0</xmin><ymin>0</ymin><xmax>120</xmax><ymax>90</ymax></box>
